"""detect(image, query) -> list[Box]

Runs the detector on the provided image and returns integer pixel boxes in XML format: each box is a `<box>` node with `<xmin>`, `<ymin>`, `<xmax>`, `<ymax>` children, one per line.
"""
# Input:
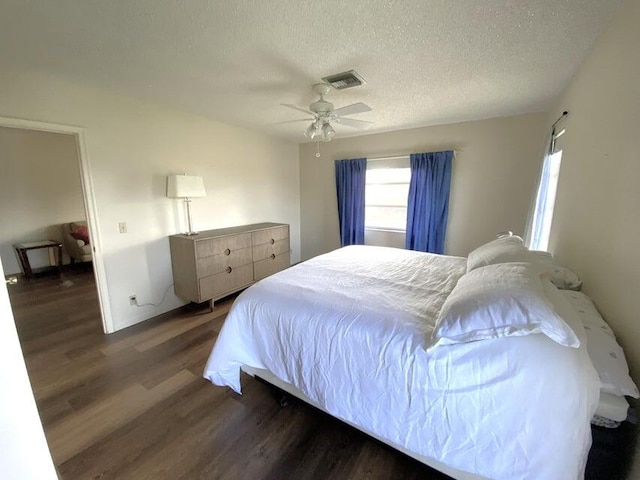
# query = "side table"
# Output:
<box><xmin>13</xmin><ymin>240</ymin><xmax>63</xmax><ymax>278</ymax></box>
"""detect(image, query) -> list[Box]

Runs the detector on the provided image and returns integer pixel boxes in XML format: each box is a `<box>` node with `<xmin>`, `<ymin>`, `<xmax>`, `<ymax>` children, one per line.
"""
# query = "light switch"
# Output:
<box><xmin>118</xmin><ymin>222</ymin><xmax>127</xmax><ymax>234</ymax></box>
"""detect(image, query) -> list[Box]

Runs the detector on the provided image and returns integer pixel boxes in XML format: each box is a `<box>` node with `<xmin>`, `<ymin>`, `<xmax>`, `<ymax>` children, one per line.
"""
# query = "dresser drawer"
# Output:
<box><xmin>252</xmin><ymin>226</ymin><xmax>289</xmax><ymax>247</ymax></box>
<box><xmin>199</xmin><ymin>263</ymin><xmax>254</xmax><ymax>301</ymax></box>
<box><xmin>171</xmin><ymin>223</ymin><xmax>290</xmax><ymax>307</ymax></box>
<box><xmin>253</xmin><ymin>252</ymin><xmax>290</xmax><ymax>281</ymax></box>
<box><xmin>252</xmin><ymin>238</ymin><xmax>289</xmax><ymax>262</ymax></box>
<box><xmin>196</xmin><ymin>233</ymin><xmax>252</xmax><ymax>259</ymax></box>
<box><xmin>197</xmin><ymin>247</ymin><xmax>253</xmax><ymax>278</ymax></box>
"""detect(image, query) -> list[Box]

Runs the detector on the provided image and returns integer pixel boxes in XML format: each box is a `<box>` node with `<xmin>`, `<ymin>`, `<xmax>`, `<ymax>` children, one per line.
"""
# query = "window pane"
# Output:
<box><xmin>365</xmin><ymin>184</ymin><xmax>409</xmax><ymax>206</ymax></box>
<box><xmin>365</xmin><ymin>166</ymin><xmax>410</xmax><ymax>231</ymax></box>
<box><xmin>365</xmin><ymin>206</ymin><xmax>407</xmax><ymax>230</ymax></box>
<box><xmin>529</xmin><ymin>151</ymin><xmax>562</xmax><ymax>251</ymax></box>
<box><xmin>367</xmin><ymin>167</ymin><xmax>411</xmax><ymax>184</ymax></box>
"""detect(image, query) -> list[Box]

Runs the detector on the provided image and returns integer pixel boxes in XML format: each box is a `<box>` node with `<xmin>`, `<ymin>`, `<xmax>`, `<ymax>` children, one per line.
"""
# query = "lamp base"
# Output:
<box><xmin>183</xmin><ymin>231</ymin><xmax>199</xmax><ymax>236</ymax></box>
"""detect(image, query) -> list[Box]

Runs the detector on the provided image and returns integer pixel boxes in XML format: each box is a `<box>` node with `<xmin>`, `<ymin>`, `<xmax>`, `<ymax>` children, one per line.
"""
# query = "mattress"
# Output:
<box><xmin>204</xmin><ymin>245</ymin><xmax>600</xmax><ymax>480</ymax></box>
<box><xmin>560</xmin><ymin>290</ymin><xmax>633</xmax><ymax>424</ymax></box>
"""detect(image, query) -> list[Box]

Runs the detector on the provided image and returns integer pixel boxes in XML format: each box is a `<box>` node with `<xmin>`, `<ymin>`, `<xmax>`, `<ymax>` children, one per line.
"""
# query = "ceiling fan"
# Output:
<box><xmin>282</xmin><ymin>83</ymin><xmax>373</xmax><ymax>142</ymax></box>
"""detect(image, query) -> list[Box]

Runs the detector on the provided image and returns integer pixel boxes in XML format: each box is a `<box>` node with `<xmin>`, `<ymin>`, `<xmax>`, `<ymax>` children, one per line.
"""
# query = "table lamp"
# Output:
<box><xmin>167</xmin><ymin>174</ymin><xmax>207</xmax><ymax>235</ymax></box>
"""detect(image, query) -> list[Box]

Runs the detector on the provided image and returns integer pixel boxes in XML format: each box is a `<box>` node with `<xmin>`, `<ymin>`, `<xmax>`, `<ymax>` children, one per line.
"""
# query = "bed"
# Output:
<box><xmin>204</xmin><ymin>245</ymin><xmax>600</xmax><ymax>480</ymax></box>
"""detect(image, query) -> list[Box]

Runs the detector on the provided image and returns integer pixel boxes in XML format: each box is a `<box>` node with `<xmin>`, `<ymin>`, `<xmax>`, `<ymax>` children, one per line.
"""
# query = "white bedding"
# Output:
<box><xmin>595</xmin><ymin>392</ymin><xmax>629</xmax><ymax>422</ymax></box>
<box><xmin>204</xmin><ymin>246</ymin><xmax>600</xmax><ymax>480</ymax></box>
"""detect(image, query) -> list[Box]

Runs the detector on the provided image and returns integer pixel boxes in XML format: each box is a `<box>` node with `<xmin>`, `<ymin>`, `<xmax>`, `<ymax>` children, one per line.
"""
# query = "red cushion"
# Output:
<box><xmin>70</xmin><ymin>224</ymin><xmax>90</xmax><ymax>244</ymax></box>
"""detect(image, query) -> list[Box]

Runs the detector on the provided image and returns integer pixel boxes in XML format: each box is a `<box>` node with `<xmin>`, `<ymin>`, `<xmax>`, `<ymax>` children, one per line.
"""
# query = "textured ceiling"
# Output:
<box><xmin>0</xmin><ymin>0</ymin><xmax>621</xmax><ymax>143</ymax></box>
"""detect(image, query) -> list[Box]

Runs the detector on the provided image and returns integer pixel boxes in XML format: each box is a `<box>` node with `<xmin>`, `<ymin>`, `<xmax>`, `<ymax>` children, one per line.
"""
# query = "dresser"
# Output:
<box><xmin>169</xmin><ymin>222</ymin><xmax>290</xmax><ymax>309</ymax></box>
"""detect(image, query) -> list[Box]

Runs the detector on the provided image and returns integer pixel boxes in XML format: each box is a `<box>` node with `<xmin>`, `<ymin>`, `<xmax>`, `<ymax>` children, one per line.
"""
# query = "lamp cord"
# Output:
<box><xmin>134</xmin><ymin>283</ymin><xmax>174</xmax><ymax>307</ymax></box>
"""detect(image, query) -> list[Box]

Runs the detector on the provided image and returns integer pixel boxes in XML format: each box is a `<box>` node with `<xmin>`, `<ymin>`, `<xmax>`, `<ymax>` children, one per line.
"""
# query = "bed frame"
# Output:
<box><xmin>242</xmin><ymin>366</ymin><xmax>488</xmax><ymax>480</ymax></box>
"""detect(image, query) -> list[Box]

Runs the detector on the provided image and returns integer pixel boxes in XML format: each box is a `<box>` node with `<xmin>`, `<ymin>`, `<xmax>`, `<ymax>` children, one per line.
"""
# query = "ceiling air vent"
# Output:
<box><xmin>321</xmin><ymin>70</ymin><xmax>366</xmax><ymax>90</ymax></box>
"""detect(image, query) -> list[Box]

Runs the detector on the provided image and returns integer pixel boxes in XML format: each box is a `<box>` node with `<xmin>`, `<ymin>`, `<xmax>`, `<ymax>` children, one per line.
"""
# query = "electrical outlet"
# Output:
<box><xmin>129</xmin><ymin>295</ymin><xmax>137</xmax><ymax>306</ymax></box>
<box><xmin>118</xmin><ymin>222</ymin><xmax>127</xmax><ymax>234</ymax></box>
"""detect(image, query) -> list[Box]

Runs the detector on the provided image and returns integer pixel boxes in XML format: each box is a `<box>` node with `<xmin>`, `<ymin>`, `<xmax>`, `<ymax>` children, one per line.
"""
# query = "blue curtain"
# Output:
<box><xmin>335</xmin><ymin>158</ymin><xmax>366</xmax><ymax>247</ymax></box>
<box><xmin>405</xmin><ymin>151</ymin><xmax>453</xmax><ymax>254</ymax></box>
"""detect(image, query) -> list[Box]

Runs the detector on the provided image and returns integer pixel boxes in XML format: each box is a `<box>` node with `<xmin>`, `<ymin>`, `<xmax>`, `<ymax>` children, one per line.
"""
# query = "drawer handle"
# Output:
<box><xmin>224</xmin><ymin>248</ymin><xmax>231</xmax><ymax>256</ymax></box>
<box><xmin>270</xmin><ymin>253</ymin><xmax>276</xmax><ymax>260</ymax></box>
<box><xmin>226</xmin><ymin>266</ymin><xmax>232</xmax><ymax>274</ymax></box>
<box><xmin>270</xmin><ymin>238</ymin><xmax>275</xmax><ymax>245</ymax></box>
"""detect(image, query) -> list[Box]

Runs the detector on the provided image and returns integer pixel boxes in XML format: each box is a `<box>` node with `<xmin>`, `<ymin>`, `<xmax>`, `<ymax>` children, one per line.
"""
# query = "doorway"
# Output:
<box><xmin>0</xmin><ymin>116</ymin><xmax>112</xmax><ymax>333</ymax></box>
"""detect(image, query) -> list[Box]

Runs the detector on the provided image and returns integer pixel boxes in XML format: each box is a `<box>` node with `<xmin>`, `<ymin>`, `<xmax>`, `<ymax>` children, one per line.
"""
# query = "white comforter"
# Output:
<box><xmin>204</xmin><ymin>246</ymin><xmax>600</xmax><ymax>480</ymax></box>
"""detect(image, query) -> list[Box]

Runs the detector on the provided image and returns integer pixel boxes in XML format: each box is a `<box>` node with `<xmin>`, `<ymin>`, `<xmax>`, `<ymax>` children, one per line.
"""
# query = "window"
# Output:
<box><xmin>365</xmin><ymin>157</ymin><xmax>410</xmax><ymax>231</ymax></box>
<box><xmin>528</xmin><ymin>150</ymin><xmax>563</xmax><ymax>251</ymax></box>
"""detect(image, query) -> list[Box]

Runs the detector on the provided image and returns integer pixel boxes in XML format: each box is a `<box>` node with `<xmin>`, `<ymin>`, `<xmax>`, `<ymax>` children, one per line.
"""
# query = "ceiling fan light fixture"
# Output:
<box><xmin>321</xmin><ymin>122</ymin><xmax>335</xmax><ymax>142</ymax></box>
<box><xmin>305</xmin><ymin>121</ymin><xmax>320</xmax><ymax>139</ymax></box>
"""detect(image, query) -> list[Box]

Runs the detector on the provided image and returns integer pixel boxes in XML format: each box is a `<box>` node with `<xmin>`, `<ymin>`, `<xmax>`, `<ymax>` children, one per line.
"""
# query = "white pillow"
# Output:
<box><xmin>431</xmin><ymin>263</ymin><xmax>580</xmax><ymax>349</ymax></box>
<box><xmin>561</xmin><ymin>291</ymin><xmax>639</xmax><ymax>398</ymax></box>
<box><xmin>540</xmin><ymin>279</ymin><xmax>586</xmax><ymax>344</ymax></box>
<box><xmin>530</xmin><ymin>251</ymin><xmax>582</xmax><ymax>290</ymax></box>
<box><xmin>466</xmin><ymin>238</ymin><xmax>582</xmax><ymax>290</ymax></box>
<box><xmin>466</xmin><ymin>236</ymin><xmax>526</xmax><ymax>272</ymax></box>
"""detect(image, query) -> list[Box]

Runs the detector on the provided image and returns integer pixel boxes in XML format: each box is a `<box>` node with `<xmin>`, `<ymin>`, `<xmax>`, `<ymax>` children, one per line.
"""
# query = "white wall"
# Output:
<box><xmin>0</xmin><ymin>69</ymin><xmax>300</xmax><ymax>331</ymax></box>
<box><xmin>0</xmin><ymin>258</ymin><xmax>57</xmax><ymax>479</ymax></box>
<box><xmin>0</xmin><ymin>127</ymin><xmax>86</xmax><ymax>274</ymax></box>
<box><xmin>365</xmin><ymin>229</ymin><xmax>405</xmax><ymax>249</ymax></box>
<box><xmin>299</xmin><ymin>113</ymin><xmax>547</xmax><ymax>260</ymax></box>
<box><xmin>546</xmin><ymin>0</ymin><xmax>640</xmax><ymax>397</ymax></box>
<box><xmin>546</xmin><ymin>3</ymin><xmax>640</xmax><ymax>474</ymax></box>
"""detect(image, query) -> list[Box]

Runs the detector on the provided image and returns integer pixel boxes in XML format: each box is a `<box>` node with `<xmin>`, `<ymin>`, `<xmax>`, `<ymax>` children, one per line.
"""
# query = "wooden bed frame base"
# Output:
<box><xmin>242</xmin><ymin>366</ymin><xmax>488</xmax><ymax>480</ymax></box>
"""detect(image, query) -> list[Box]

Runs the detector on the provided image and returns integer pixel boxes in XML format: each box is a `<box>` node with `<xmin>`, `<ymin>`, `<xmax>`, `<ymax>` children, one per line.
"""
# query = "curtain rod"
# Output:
<box><xmin>367</xmin><ymin>150</ymin><xmax>462</xmax><ymax>162</ymax></box>
<box><xmin>552</xmin><ymin>111</ymin><xmax>569</xmax><ymax>129</ymax></box>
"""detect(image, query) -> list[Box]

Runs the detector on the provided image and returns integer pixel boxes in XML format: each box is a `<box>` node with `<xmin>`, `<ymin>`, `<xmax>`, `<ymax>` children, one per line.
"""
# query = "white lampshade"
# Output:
<box><xmin>167</xmin><ymin>175</ymin><xmax>206</xmax><ymax>198</ymax></box>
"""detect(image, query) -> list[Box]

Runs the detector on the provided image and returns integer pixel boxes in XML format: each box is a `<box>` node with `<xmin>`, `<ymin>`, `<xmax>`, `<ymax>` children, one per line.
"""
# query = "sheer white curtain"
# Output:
<box><xmin>524</xmin><ymin>120</ymin><xmax>566</xmax><ymax>250</ymax></box>
<box><xmin>528</xmin><ymin>151</ymin><xmax>563</xmax><ymax>251</ymax></box>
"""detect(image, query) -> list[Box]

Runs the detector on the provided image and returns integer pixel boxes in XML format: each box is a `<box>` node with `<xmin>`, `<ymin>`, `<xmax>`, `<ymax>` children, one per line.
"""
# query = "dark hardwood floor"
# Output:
<box><xmin>8</xmin><ymin>268</ymin><xmax>449</xmax><ymax>480</ymax></box>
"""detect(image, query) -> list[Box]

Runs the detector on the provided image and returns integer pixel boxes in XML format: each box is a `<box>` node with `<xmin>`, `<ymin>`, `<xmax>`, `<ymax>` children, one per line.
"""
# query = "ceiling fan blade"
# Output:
<box><xmin>272</xmin><ymin>119</ymin><xmax>312</xmax><ymax>125</ymax></box>
<box><xmin>335</xmin><ymin>117</ymin><xmax>374</xmax><ymax>130</ymax></box>
<box><xmin>332</xmin><ymin>102</ymin><xmax>372</xmax><ymax>117</ymax></box>
<box><xmin>281</xmin><ymin>103</ymin><xmax>316</xmax><ymax>117</ymax></box>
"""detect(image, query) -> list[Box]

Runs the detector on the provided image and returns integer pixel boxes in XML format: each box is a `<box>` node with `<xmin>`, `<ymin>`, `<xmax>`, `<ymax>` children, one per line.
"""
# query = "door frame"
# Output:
<box><xmin>0</xmin><ymin>115</ymin><xmax>114</xmax><ymax>333</ymax></box>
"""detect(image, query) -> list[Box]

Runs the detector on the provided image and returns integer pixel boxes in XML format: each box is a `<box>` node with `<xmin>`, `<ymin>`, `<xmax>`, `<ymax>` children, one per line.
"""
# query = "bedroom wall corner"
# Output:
<box><xmin>299</xmin><ymin>113</ymin><xmax>547</xmax><ymax>261</ymax></box>
<box><xmin>545</xmin><ymin>0</ymin><xmax>640</xmax><ymax>386</ymax></box>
